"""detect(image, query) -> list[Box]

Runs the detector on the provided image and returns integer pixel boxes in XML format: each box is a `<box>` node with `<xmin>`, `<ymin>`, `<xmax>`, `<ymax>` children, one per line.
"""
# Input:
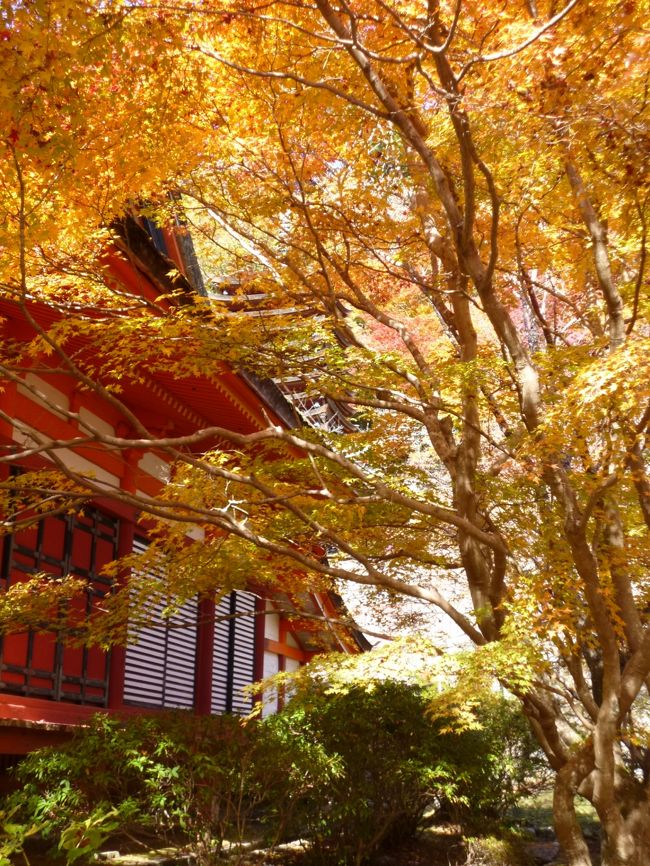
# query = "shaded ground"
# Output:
<box><xmin>12</xmin><ymin>819</ymin><xmax>603</xmax><ymax>866</ymax></box>
<box><xmin>371</xmin><ymin>827</ymin><xmax>466</xmax><ymax>866</ymax></box>
<box><xmin>245</xmin><ymin>828</ymin><xmax>467</xmax><ymax>866</ymax></box>
<box><xmin>14</xmin><ymin>828</ymin><xmax>466</xmax><ymax>866</ymax></box>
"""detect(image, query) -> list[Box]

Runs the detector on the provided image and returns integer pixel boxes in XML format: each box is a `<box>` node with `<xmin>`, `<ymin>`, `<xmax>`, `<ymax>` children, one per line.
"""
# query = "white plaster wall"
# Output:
<box><xmin>18</xmin><ymin>373</ymin><xmax>69</xmax><ymax>417</ymax></box>
<box><xmin>263</xmin><ymin>649</ymin><xmax>279</xmax><ymax>679</ymax></box>
<box><xmin>264</xmin><ymin>606</ymin><xmax>279</xmax><ymax>641</ymax></box>
<box><xmin>261</xmin><ymin>650</ymin><xmax>280</xmax><ymax>717</ymax></box>
<box><xmin>78</xmin><ymin>406</ymin><xmax>115</xmax><ymax>438</ymax></box>
<box><xmin>138</xmin><ymin>451</ymin><xmax>170</xmax><ymax>483</ymax></box>
<box><xmin>55</xmin><ymin>448</ymin><xmax>120</xmax><ymax>488</ymax></box>
<box><xmin>9</xmin><ymin>427</ymin><xmax>121</xmax><ymax>489</ymax></box>
<box><xmin>11</xmin><ymin>424</ymin><xmax>38</xmax><ymax>451</ymax></box>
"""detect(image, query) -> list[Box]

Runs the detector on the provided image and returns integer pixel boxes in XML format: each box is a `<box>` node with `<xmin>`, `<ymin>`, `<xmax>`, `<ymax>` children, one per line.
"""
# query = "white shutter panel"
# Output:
<box><xmin>211</xmin><ymin>594</ymin><xmax>231</xmax><ymax>714</ymax></box>
<box><xmin>161</xmin><ymin>595</ymin><xmax>198</xmax><ymax>709</ymax></box>
<box><xmin>211</xmin><ymin>591</ymin><xmax>257</xmax><ymax>715</ymax></box>
<box><xmin>230</xmin><ymin>591</ymin><xmax>256</xmax><ymax>714</ymax></box>
<box><xmin>124</xmin><ymin>538</ymin><xmax>198</xmax><ymax>709</ymax></box>
<box><xmin>123</xmin><ymin>605</ymin><xmax>166</xmax><ymax>706</ymax></box>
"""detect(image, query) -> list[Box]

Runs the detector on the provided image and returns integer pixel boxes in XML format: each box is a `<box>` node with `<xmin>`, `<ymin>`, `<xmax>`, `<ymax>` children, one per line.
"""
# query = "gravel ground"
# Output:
<box><xmin>15</xmin><ymin>824</ymin><xmax>605</xmax><ymax>866</ymax></box>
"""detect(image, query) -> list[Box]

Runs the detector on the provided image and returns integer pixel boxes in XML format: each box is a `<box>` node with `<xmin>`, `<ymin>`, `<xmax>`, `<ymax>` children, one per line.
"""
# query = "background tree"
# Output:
<box><xmin>1</xmin><ymin>2</ymin><xmax>648</xmax><ymax>865</ymax></box>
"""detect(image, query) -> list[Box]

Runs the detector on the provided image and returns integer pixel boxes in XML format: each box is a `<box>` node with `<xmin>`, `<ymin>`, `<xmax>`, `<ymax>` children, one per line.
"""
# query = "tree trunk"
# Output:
<box><xmin>597</xmin><ymin>785</ymin><xmax>650</xmax><ymax>866</ymax></box>
<box><xmin>553</xmin><ymin>770</ymin><xmax>594</xmax><ymax>866</ymax></box>
<box><xmin>554</xmin><ymin>761</ymin><xmax>650</xmax><ymax>866</ymax></box>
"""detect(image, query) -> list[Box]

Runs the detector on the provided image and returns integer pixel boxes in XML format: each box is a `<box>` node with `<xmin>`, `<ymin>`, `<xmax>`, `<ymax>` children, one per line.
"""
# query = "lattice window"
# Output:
<box><xmin>0</xmin><ymin>508</ymin><xmax>118</xmax><ymax>705</ymax></box>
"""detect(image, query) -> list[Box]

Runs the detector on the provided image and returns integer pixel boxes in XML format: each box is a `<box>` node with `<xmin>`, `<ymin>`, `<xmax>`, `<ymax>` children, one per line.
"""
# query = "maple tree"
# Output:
<box><xmin>1</xmin><ymin>0</ymin><xmax>649</xmax><ymax>864</ymax></box>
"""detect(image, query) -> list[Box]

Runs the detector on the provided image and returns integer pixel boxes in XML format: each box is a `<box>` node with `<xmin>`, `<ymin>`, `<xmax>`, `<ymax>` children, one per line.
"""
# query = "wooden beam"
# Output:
<box><xmin>264</xmin><ymin>639</ymin><xmax>306</xmax><ymax>663</ymax></box>
<box><xmin>0</xmin><ymin>726</ymin><xmax>72</xmax><ymax>754</ymax></box>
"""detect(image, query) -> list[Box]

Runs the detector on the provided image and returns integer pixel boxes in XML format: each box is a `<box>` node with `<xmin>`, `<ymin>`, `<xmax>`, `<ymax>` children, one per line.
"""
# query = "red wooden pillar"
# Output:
<box><xmin>252</xmin><ymin>596</ymin><xmax>266</xmax><ymax>709</ymax></box>
<box><xmin>0</xmin><ymin>433</ymin><xmax>9</xmax><ymax>597</ymax></box>
<box><xmin>278</xmin><ymin>618</ymin><xmax>288</xmax><ymax>672</ymax></box>
<box><xmin>253</xmin><ymin>596</ymin><xmax>266</xmax><ymax>683</ymax></box>
<box><xmin>194</xmin><ymin>595</ymin><xmax>215</xmax><ymax>715</ymax></box>
<box><xmin>107</xmin><ymin>516</ymin><xmax>134</xmax><ymax>710</ymax></box>
<box><xmin>277</xmin><ymin>617</ymin><xmax>287</xmax><ymax>711</ymax></box>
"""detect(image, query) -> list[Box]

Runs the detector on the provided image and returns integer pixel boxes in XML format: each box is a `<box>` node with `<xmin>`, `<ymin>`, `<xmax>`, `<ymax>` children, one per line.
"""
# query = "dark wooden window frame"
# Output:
<box><xmin>0</xmin><ymin>508</ymin><xmax>118</xmax><ymax>705</ymax></box>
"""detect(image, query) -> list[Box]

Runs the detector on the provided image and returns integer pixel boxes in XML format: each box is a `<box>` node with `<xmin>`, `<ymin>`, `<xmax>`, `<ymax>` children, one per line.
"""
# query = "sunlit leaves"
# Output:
<box><xmin>0</xmin><ymin>0</ymin><xmax>211</xmax><ymax>294</ymax></box>
<box><xmin>1</xmin><ymin>2</ymin><xmax>649</xmax><ymax>830</ymax></box>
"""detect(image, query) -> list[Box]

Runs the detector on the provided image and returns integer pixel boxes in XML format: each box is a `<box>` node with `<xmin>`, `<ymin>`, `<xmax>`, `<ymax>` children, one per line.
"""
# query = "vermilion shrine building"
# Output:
<box><xmin>0</xmin><ymin>217</ymin><xmax>365</xmax><ymax>756</ymax></box>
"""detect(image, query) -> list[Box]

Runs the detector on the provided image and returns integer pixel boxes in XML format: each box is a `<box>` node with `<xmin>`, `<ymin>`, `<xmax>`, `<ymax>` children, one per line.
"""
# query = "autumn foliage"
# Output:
<box><xmin>1</xmin><ymin>1</ymin><xmax>649</xmax><ymax>864</ymax></box>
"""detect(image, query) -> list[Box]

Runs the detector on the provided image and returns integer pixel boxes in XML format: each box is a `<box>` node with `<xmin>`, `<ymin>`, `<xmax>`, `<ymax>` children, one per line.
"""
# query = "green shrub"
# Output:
<box><xmin>3</xmin><ymin>686</ymin><xmax>542</xmax><ymax>866</ymax></box>
<box><xmin>266</xmin><ymin>682</ymin><xmax>460</xmax><ymax>866</ymax></box>
<box><xmin>0</xmin><ymin>800</ymin><xmax>42</xmax><ymax>866</ymax></box>
<box><xmin>433</xmin><ymin>695</ymin><xmax>548</xmax><ymax>828</ymax></box>
<box><xmin>266</xmin><ymin>683</ymin><xmax>544</xmax><ymax>865</ymax></box>
<box><xmin>464</xmin><ymin>834</ymin><xmax>533</xmax><ymax>866</ymax></box>
<box><xmin>6</xmin><ymin>711</ymin><xmax>297</xmax><ymax>865</ymax></box>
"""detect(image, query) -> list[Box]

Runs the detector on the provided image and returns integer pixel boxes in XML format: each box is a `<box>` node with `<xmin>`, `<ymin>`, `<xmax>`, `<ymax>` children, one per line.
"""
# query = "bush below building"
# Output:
<box><xmin>0</xmin><ymin>683</ymin><xmax>546</xmax><ymax>866</ymax></box>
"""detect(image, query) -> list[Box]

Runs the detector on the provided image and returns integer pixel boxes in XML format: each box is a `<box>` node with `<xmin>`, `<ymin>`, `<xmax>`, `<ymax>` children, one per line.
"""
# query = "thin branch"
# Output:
<box><xmin>627</xmin><ymin>196</ymin><xmax>647</xmax><ymax>335</ymax></box>
<box><xmin>196</xmin><ymin>44</ymin><xmax>390</xmax><ymax>121</ymax></box>
<box><xmin>458</xmin><ymin>0</ymin><xmax>581</xmax><ymax>81</ymax></box>
<box><xmin>41</xmin><ymin>451</ymin><xmax>490</xmax><ymax>646</ymax></box>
